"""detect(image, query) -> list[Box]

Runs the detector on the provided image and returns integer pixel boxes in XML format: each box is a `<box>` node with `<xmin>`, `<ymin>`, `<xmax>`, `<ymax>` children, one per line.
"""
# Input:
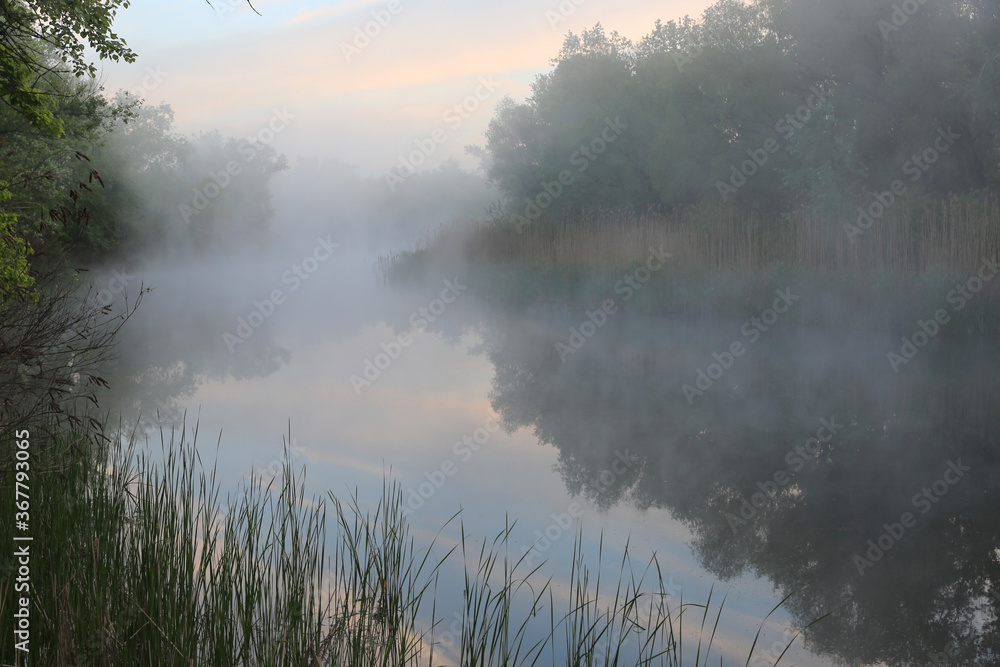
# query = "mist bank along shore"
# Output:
<box><xmin>381</xmin><ymin>198</ymin><xmax>1000</xmax><ymax>335</ymax></box>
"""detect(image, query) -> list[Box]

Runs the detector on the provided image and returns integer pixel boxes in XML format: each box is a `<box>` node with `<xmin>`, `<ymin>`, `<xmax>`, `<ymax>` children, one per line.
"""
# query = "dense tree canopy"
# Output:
<box><xmin>0</xmin><ymin>0</ymin><xmax>287</xmax><ymax>283</ymax></box>
<box><xmin>472</xmin><ymin>0</ymin><xmax>1000</xmax><ymax>220</ymax></box>
<box><xmin>0</xmin><ymin>0</ymin><xmax>135</xmax><ymax>136</ymax></box>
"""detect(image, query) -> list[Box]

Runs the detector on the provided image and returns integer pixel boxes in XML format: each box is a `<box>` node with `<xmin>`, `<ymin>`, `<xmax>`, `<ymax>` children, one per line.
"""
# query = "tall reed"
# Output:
<box><xmin>389</xmin><ymin>194</ymin><xmax>1000</xmax><ymax>276</ymax></box>
<box><xmin>0</xmin><ymin>419</ymin><xmax>818</xmax><ymax>665</ymax></box>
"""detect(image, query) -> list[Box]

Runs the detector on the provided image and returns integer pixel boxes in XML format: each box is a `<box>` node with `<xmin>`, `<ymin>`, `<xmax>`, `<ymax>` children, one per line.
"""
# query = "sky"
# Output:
<box><xmin>99</xmin><ymin>0</ymin><xmax>712</xmax><ymax>177</ymax></box>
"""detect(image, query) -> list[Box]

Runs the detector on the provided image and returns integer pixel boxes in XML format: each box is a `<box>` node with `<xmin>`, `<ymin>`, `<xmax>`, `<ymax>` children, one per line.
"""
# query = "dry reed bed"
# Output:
<box><xmin>454</xmin><ymin>196</ymin><xmax>1000</xmax><ymax>276</ymax></box>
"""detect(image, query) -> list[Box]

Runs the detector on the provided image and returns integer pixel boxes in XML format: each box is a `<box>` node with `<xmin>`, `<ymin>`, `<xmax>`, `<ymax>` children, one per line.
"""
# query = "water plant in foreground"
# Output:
<box><xmin>0</xmin><ymin>419</ymin><xmax>826</xmax><ymax>665</ymax></box>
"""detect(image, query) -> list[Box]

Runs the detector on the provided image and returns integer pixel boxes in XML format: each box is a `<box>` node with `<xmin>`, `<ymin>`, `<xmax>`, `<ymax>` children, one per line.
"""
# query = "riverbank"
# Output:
<box><xmin>380</xmin><ymin>197</ymin><xmax>1000</xmax><ymax>334</ymax></box>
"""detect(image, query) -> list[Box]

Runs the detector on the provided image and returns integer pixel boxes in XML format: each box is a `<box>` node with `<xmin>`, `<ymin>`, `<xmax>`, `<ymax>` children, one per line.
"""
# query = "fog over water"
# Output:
<box><xmin>82</xmin><ymin>172</ymin><xmax>1000</xmax><ymax>664</ymax></box>
<box><xmin>40</xmin><ymin>0</ymin><xmax>997</xmax><ymax>664</ymax></box>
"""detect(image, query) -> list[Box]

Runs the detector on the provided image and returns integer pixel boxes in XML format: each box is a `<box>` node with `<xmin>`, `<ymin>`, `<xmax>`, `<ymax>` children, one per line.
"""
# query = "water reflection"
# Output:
<box><xmin>93</xmin><ymin>249</ymin><xmax>418</xmax><ymax>428</ymax></box>
<box><xmin>94</xmin><ymin>258</ymin><xmax>292</xmax><ymax>429</ymax></box>
<box><xmin>94</xmin><ymin>250</ymin><xmax>999</xmax><ymax>665</ymax></box>
<box><xmin>473</xmin><ymin>305</ymin><xmax>1000</xmax><ymax>665</ymax></box>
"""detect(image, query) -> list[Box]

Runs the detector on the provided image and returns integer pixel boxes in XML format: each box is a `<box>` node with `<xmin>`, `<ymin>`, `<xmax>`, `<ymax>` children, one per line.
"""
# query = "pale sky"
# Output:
<box><xmin>99</xmin><ymin>0</ymin><xmax>712</xmax><ymax>175</ymax></box>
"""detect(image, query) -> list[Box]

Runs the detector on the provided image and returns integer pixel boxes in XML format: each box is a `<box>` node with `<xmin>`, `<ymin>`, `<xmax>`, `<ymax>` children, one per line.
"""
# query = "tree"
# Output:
<box><xmin>0</xmin><ymin>61</ymin><xmax>137</xmax><ymax>267</ymax></box>
<box><xmin>470</xmin><ymin>0</ymin><xmax>1000</xmax><ymax>219</ymax></box>
<box><xmin>0</xmin><ymin>193</ymin><xmax>33</xmax><ymax>298</ymax></box>
<box><xmin>0</xmin><ymin>0</ymin><xmax>136</xmax><ymax>135</ymax></box>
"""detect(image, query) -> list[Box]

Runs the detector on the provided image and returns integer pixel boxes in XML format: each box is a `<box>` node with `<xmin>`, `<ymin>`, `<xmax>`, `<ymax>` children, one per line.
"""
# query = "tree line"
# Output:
<box><xmin>470</xmin><ymin>0</ymin><xmax>1000</xmax><ymax>223</ymax></box>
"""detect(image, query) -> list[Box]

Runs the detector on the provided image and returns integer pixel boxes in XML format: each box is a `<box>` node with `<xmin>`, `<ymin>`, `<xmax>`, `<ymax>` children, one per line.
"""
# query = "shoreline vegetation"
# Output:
<box><xmin>2</xmin><ymin>0</ymin><xmax>996</xmax><ymax>663</ymax></box>
<box><xmin>379</xmin><ymin>195</ymin><xmax>1000</xmax><ymax>335</ymax></box>
<box><xmin>0</xmin><ymin>267</ymin><xmax>824</xmax><ymax>665</ymax></box>
<box><xmin>0</xmin><ymin>418</ymin><xmax>818</xmax><ymax>665</ymax></box>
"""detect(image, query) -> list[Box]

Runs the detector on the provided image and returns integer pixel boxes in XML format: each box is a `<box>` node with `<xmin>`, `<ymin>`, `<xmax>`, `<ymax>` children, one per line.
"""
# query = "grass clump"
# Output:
<box><xmin>0</xmin><ymin>420</ymin><xmax>335</xmax><ymax>665</ymax></box>
<box><xmin>0</xmin><ymin>418</ymin><xmax>819</xmax><ymax>665</ymax></box>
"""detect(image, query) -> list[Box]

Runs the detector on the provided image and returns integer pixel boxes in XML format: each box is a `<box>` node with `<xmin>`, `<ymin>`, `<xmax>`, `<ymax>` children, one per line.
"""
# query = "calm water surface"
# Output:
<box><xmin>96</xmin><ymin>244</ymin><xmax>999</xmax><ymax>666</ymax></box>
